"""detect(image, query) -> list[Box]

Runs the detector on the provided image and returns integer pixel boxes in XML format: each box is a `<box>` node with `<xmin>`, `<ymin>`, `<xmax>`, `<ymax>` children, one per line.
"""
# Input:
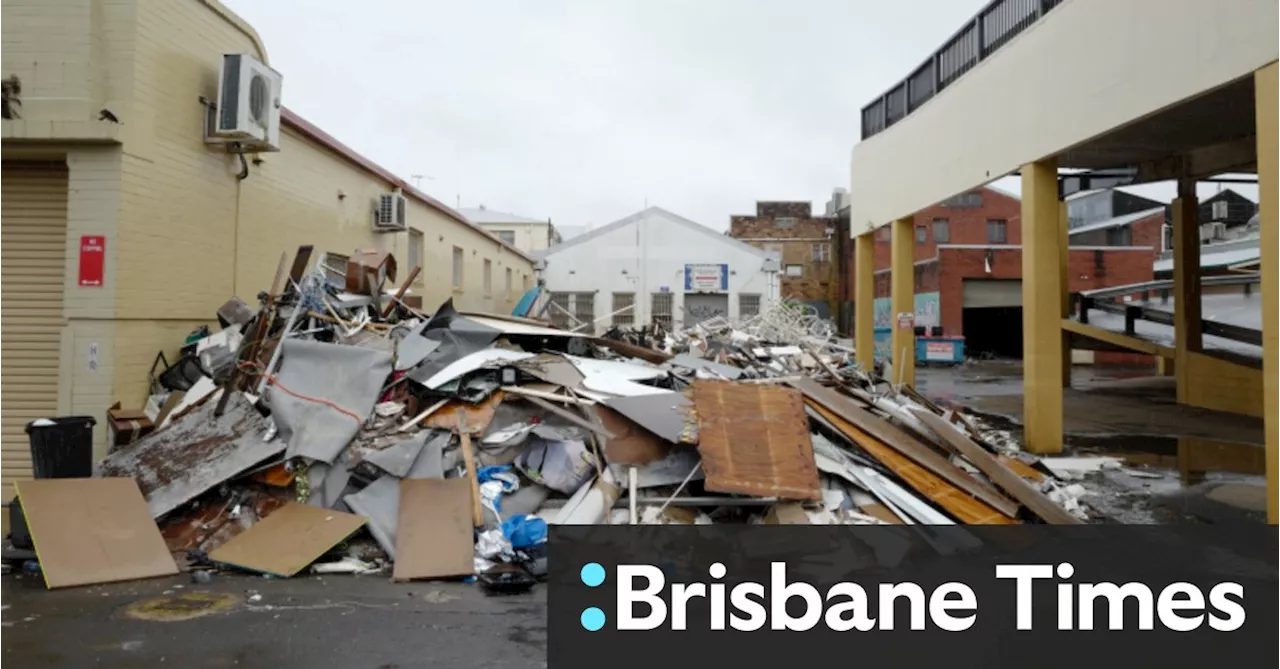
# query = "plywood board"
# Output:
<box><xmin>208</xmin><ymin>502</ymin><xmax>367</xmax><ymax>577</ymax></box>
<box><xmin>595</xmin><ymin>405</ymin><xmax>670</xmax><ymax>466</ymax></box>
<box><xmin>789</xmin><ymin>378</ymin><xmax>1017</xmax><ymax>517</ymax></box>
<box><xmin>393</xmin><ymin>478</ymin><xmax>475</xmax><ymax>581</ymax></box>
<box><xmin>424</xmin><ymin>390</ymin><xmax>505</xmax><ymax>434</ymax></box>
<box><xmin>692</xmin><ymin>380</ymin><xmax>821</xmax><ymax>501</ymax></box>
<box><xmin>807</xmin><ymin>402</ymin><xmax>1017</xmax><ymax>525</ymax></box>
<box><xmin>16</xmin><ymin>478</ymin><xmax>178</xmax><ymax>589</ymax></box>
<box><xmin>911</xmin><ymin>408</ymin><xmax>1081</xmax><ymax>525</ymax></box>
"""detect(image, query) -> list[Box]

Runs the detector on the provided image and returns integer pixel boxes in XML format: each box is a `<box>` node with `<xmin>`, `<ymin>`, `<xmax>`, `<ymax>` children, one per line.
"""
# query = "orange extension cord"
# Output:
<box><xmin>237</xmin><ymin>361</ymin><xmax>364</xmax><ymax>424</ymax></box>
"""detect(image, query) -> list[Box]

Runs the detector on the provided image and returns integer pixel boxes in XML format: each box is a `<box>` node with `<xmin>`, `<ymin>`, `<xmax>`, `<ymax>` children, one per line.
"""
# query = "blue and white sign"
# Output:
<box><xmin>684</xmin><ymin>263</ymin><xmax>729</xmax><ymax>292</ymax></box>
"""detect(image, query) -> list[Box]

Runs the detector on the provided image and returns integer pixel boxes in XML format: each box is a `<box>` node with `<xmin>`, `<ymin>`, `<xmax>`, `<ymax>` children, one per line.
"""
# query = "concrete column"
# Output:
<box><xmin>1255</xmin><ymin>61</ymin><xmax>1278</xmax><ymax>524</ymax></box>
<box><xmin>854</xmin><ymin>232</ymin><xmax>876</xmax><ymax>371</ymax></box>
<box><xmin>890</xmin><ymin>216</ymin><xmax>915</xmax><ymax>386</ymax></box>
<box><xmin>1171</xmin><ymin>178</ymin><xmax>1201</xmax><ymax>405</ymax></box>
<box><xmin>1021</xmin><ymin>157</ymin><xmax>1065</xmax><ymax>454</ymax></box>
<box><xmin>1059</xmin><ymin>200</ymin><xmax>1071</xmax><ymax>387</ymax></box>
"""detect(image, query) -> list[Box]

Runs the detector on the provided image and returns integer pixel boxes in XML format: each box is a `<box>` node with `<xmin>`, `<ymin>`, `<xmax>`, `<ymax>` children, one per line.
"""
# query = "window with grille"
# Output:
<box><xmin>321</xmin><ymin>252</ymin><xmax>349</xmax><ymax>286</ymax></box>
<box><xmin>785</xmin><ymin>264</ymin><xmax>803</xmax><ymax>277</ymax></box>
<box><xmin>986</xmin><ymin>220</ymin><xmax>1008</xmax><ymax>244</ymax></box>
<box><xmin>915</xmin><ymin>225</ymin><xmax>927</xmax><ymax>244</ymax></box>
<box><xmin>932</xmin><ymin>218</ymin><xmax>950</xmax><ymax>243</ymax></box>
<box><xmin>943</xmin><ymin>192</ymin><xmax>983</xmax><ymax>208</ymax></box>
<box><xmin>776</xmin><ymin>217</ymin><xmax>797</xmax><ymax>229</ymax></box>
<box><xmin>451</xmin><ymin>246</ymin><xmax>464</xmax><ymax>289</ymax></box>
<box><xmin>1211</xmin><ymin>200</ymin><xmax>1229</xmax><ymax>220</ymax></box>
<box><xmin>651</xmin><ymin>292</ymin><xmax>673</xmax><ymax>329</ymax></box>
<box><xmin>408</xmin><ymin>229</ymin><xmax>423</xmax><ymax>271</ymax></box>
<box><xmin>739</xmin><ymin>294</ymin><xmax>761</xmax><ymax>318</ymax></box>
<box><xmin>1106</xmin><ymin>226</ymin><xmax>1131</xmax><ymax>246</ymax></box>
<box><xmin>811</xmin><ymin>243</ymin><xmax>830</xmax><ymax>262</ymax></box>
<box><xmin>497</xmin><ymin>230</ymin><xmax>517</xmax><ymax>245</ymax></box>
<box><xmin>549</xmin><ymin>292</ymin><xmax>572</xmax><ymax>328</ymax></box>
<box><xmin>612</xmin><ymin>292</ymin><xmax>635</xmax><ymax>327</ymax></box>
<box><xmin>483</xmin><ymin>259</ymin><xmax>492</xmax><ymax>295</ymax></box>
<box><xmin>572</xmin><ymin>292</ymin><xmax>595</xmax><ymax>328</ymax></box>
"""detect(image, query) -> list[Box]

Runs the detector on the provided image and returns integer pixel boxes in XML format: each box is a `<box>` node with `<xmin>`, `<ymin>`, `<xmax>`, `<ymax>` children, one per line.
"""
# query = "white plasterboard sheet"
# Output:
<box><xmin>420</xmin><ymin>349</ymin><xmax>534</xmax><ymax>389</ymax></box>
<box><xmin>564</xmin><ymin>355</ymin><xmax>666</xmax><ymax>382</ymax></box>
<box><xmin>464</xmin><ymin>314</ymin><xmax>590</xmax><ymax>338</ymax></box>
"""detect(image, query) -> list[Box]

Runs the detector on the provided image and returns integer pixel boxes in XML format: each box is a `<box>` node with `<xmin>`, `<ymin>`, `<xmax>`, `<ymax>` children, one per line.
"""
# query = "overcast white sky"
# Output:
<box><xmin>225</xmin><ymin>0</ymin><xmax>1256</xmax><ymax>233</ymax></box>
<box><xmin>224</xmin><ymin>0</ymin><xmax>988</xmax><ymax>231</ymax></box>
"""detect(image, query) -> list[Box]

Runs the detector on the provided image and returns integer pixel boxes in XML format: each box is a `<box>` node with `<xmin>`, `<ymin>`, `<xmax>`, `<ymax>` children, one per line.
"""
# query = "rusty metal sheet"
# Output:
<box><xmin>99</xmin><ymin>393</ymin><xmax>278</xmax><ymax>519</ymax></box>
<box><xmin>690</xmin><ymin>380</ymin><xmax>821</xmax><ymax>501</ymax></box>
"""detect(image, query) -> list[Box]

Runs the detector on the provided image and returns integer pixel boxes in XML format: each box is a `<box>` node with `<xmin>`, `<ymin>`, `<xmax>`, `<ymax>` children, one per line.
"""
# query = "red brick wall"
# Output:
<box><xmin>931</xmin><ymin>246</ymin><xmax>1156</xmax><ymax>338</ymax></box>
<box><xmin>871</xmin><ymin>187</ymin><xmax>1023</xmax><ymax>270</ymax></box>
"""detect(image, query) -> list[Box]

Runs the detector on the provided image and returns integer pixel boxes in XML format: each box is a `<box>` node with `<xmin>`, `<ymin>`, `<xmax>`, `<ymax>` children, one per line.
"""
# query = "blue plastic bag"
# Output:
<box><xmin>501</xmin><ymin>514</ymin><xmax>548</xmax><ymax>549</ymax></box>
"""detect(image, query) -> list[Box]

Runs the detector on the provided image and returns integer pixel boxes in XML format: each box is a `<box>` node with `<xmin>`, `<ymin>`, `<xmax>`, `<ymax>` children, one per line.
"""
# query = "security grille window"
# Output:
<box><xmin>452</xmin><ymin>246</ymin><xmax>464</xmax><ymax>289</ymax></box>
<box><xmin>915</xmin><ymin>225</ymin><xmax>927</xmax><ymax>244</ymax></box>
<box><xmin>573</xmin><ymin>292</ymin><xmax>595</xmax><ymax>328</ymax></box>
<box><xmin>549</xmin><ymin>292</ymin><xmax>572</xmax><ymax>328</ymax></box>
<box><xmin>776</xmin><ymin>217</ymin><xmax>797</xmax><ymax>229</ymax></box>
<box><xmin>497</xmin><ymin>230</ymin><xmax>517</xmax><ymax>245</ymax></box>
<box><xmin>321</xmin><ymin>252</ymin><xmax>349</xmax><ymax>286</ymax></box>
<box><xmin>612</xmin><ymin>292</ymin><xmax>636</xmax><ymax>327</ymax></box>
<box><xmin>739</xmin><ymin>294</ymin><xmax>761</xmax><ymax>318</ymax></box>
<box><xmin>811</xmin><ymin>243</ymin><xmax>830</xmax><ymax>262</ymax></box>
<box><xmin>933</xmin><ymin>218</ymin><xmax>950</xmax><ymax>243</ymax></box>
<box><xmin>785</xmin><ymin>264</ymin><xmax>803</xmax><ymax>277</ymax></box>
<box><xmin>1211</xmin><ymin>200</ymin><xmax>1229</xmax><ymax>220</ymax></box>
<box><xmin>986</xmin><ymin>219</ymin><xmax>1008</xmax><ymax>244</ymax></box>
<box><xmin>651</xmin><ymin>293</ymin><xmax>673</xmax><ymax>330</ymax></box>
<box><xmin>408</xmin><ymin>229</ymin><xmax>423</xmax><ymax>271</ymax></box>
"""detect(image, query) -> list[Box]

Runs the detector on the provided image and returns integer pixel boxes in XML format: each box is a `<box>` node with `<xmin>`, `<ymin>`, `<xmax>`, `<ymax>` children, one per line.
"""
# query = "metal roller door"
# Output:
<box><xmin>961</xmin><ymin>278</ymin><xmax>1023</xmax><ymax>308</ymax></box>
<box><xmin>2</xmin><ymin>161</ymin><xmax>69</xmax><ymax>495</ymax></box>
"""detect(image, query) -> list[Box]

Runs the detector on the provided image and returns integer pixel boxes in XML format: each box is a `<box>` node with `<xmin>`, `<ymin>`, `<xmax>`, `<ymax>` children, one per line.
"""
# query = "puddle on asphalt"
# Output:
<box><xmin>1074</xmin><ymin>434</ymin><xmax>1267</xmax><ymax>485</ymax></box>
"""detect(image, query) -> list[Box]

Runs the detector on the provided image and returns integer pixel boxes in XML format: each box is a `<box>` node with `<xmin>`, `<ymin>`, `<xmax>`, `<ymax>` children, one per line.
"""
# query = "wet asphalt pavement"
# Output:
<box><xmin>2</xmin><ymin>571</ymin><xmax>547</xmax><ymax>668</ymax></box>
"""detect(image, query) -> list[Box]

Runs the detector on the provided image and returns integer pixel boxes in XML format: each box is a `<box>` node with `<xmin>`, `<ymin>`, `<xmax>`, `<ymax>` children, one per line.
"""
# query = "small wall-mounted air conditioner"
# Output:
<box><xmin>213</xmin><ymin>54</ymin><xmax>283</xmax><ymax>152</ymax></box>
<box><xmin>373</xmin><ymin>192</ymin><xmax>408</xmax><ymax>231</ymax></box>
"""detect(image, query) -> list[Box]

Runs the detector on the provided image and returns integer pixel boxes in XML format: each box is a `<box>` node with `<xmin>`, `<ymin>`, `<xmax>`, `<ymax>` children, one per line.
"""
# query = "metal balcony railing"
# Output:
<box><xmin>859</xmin><ymin>0</ymin><xmax>1064</xmax><ymax>140</ymax></box>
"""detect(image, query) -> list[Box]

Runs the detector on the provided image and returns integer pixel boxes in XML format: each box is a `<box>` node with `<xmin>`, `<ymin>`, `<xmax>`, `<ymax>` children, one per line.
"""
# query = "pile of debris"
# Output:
<box><xmin>12</xmin><ymin>247</ymin><xmax>1094</xmax><ymax>592</ymax></box>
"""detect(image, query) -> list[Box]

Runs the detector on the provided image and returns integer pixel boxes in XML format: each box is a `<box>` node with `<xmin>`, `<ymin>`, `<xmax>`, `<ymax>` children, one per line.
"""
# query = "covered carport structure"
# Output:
<box><xmin>848</xmin><ymin>0</ymin><xmax>1277</xmax><ymax>520</ymax></box>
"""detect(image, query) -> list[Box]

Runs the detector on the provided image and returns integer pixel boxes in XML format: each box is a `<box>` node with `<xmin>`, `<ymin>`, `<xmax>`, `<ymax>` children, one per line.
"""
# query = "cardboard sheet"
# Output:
<box><xmin>208</xmin><ymin>501</ymin><xmax>367</xmax><ymax>577</ymax></box>
<box><xmin>16</xmin><ymin>478</ymin><xmax>178</xmax><ymax>589</ymax></box>
<box><xmin>393</xmin><ymin>478</ymin><xmax>475</xmax><ymax>581</ymax></box>
<box><xmin>595</xmin><ymin>405</ymin><xmax>670</xmax><ymax>465</ymax></box>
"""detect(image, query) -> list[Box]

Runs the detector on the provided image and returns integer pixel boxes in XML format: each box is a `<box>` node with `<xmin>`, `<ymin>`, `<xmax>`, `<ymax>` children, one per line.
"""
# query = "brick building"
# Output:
<box><xmin>729</xmin><ymin>201</ymin><xmax>837</xmax><ymax>317</ymax></box>
<box><xmin>843</xmin><ymin>186</ymin><xmax>1162</xmax><ymax>362</ymax></box>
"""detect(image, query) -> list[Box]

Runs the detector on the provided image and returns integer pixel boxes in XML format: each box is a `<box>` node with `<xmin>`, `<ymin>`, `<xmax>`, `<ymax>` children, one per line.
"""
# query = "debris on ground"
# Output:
<box><xmin>3</xmin><ymin>246</ymin><xmax>1105</xmax><ymax>591</ymax></box>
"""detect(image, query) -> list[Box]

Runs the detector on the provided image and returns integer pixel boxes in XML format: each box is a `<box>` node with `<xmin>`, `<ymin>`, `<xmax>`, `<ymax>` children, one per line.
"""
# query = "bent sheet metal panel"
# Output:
<box><xmin>690</xmin><ymin>380</ymin><xmax>821</xmax><ymax>501</ymax></box>
<box><xmin>807</xmin><ymin>401</ymin><xmax>1017</xmax><ymax>525</ymax></box>
<box><xmin>98</xmin><ymin>394</ymin><xmax>277</xmax><ymax>519</ymax></box>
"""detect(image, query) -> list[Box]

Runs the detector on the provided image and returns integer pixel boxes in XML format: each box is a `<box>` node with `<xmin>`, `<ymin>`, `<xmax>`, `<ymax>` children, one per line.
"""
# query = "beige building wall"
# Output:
<box><xmin>2</xmin><ymin>0</ymin><xmax>536</xmax><ymax>456</ymax></box>
<box><xmin>478</xmin><ymin>222</ymin><xmax>555</xmax><ymax>254</ymax></box>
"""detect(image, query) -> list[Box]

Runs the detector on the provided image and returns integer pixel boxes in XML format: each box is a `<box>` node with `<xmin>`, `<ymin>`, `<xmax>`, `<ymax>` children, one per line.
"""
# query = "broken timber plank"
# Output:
<box><xmin>455</xmin><ymin>410</ymin><xmax>484</xmax><ymax>528</ymax></box>
<box><xmin>807</xmin><ymin>401</ymin><xmax>1017</xmax><ymax>525</ymax></box>
<box><xmin>789</xmin><ymin>378</ymin><xmax>1018</xmax><ymax>517</ymax></box>
<box><xmin>910</xmin><ymin>408</ymin><xmax>1081</xmax><ymax>525</ymax></box>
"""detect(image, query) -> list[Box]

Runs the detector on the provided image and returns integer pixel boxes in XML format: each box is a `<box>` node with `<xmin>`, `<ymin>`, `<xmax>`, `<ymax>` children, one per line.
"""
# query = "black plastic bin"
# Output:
<box><xmin>25</xmin><ymin>416</ymin><xmax>96</xmax><ymax>479</ymax></box>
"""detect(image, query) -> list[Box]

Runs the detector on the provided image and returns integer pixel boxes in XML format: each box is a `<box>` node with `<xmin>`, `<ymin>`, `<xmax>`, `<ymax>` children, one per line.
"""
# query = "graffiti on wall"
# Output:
<box><xmin>872</xmin><ymin>292</ymin><xmax>940</xmax><ymax>329</ymax></box>
<box><xmin>872</xmin><ymin>292</ymin><xmax>941</xmax><ymax>361</ymax></box>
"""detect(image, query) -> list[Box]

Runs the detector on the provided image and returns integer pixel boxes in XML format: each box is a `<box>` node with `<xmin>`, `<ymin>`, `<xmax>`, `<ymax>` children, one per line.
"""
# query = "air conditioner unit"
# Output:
<box><xmin>373</xmin><ymin>192</ymin><xmax>408</xmax><ymax>231</ymax></box>
<box><xmin>214</xmin><ymin>54</ymin><xmax>283</xmax><ymax>152</ymax></box>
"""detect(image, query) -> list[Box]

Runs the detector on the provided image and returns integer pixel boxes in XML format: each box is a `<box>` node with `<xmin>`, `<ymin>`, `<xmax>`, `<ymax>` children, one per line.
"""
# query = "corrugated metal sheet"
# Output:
<box><xmin>2</xmin><ymin>162</ymin><xmax>69</xmax><ymax>496</ymax></box>
<box><xmin>690</xmin><ymin>380</ymin><xmax>821</xmax><ymax>501</ymax></box>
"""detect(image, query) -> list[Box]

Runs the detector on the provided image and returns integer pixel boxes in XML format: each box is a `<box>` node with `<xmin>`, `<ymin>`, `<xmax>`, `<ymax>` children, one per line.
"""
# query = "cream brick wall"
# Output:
<box><xmin>0</xmin><ymin>0</ymin><xmax>136</xmax><ymax>140</ymax></box>
<box><xmin>5</xmin><ymin>0</ymin><xmax>538</xmax><ymax>416</ymax></box>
